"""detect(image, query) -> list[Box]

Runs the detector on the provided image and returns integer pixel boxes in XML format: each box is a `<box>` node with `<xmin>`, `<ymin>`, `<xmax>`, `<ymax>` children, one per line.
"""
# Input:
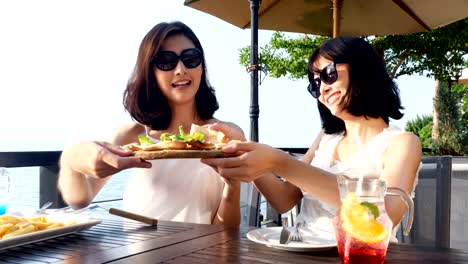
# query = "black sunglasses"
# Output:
<box><xmin>307</xmin><ymin>61</ymin><xmax>339</xmax><ymax>98</ymax></box>
<box><xmin>153</xmin><ymin>48</ymin><xmax>202</xmax><ymax>71</ymax></box>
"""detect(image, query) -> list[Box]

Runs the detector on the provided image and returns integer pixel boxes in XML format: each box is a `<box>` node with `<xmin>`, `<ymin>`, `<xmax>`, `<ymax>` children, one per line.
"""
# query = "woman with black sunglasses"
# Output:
<box><xmin>202</xmin><ymin>36</ymin><xmax>422</xmax><ymax>241</ymax></box>
<box><xmin>58</xmin><ymin>21</ymin><xmax>244</xmax><ymax>226</ymax></box>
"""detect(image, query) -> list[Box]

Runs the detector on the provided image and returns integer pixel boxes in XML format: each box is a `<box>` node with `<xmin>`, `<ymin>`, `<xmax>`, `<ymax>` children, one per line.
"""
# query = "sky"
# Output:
<box><xmin>0</xmin><ymin>0</ymin><xmax>436</xmax><ymax>151</ymax></box>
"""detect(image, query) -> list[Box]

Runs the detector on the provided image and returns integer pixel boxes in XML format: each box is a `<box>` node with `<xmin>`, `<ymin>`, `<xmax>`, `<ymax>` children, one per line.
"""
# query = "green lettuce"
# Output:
<box><xmin>191</xmin><ymin>131</ymin><xmax>205</xmax><ymax>142</ymax></box>
<box><xmin>158</xmin><ymin>125</ymin><xmax>205</xmax><ymax>142</ymax></box>
<box><xmin>138</xmin><ymin>135</ymin><xmax>155</xmax><ymax>145</ymax></box>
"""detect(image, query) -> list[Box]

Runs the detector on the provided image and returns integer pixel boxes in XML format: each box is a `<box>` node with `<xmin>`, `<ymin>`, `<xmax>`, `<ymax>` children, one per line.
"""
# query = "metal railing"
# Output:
<box><xmin>0</xmin><ymin>151</ymin><xmax>65</xmax><ymax>208</ymax></box>
<box><xmin>1</xmin><ymin>150</ymin><xmax>467</xmax><ymax>214</ymax></box>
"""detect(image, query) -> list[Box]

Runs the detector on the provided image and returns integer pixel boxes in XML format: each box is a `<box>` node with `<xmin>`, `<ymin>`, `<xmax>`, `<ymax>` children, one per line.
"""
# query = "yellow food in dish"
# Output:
<box><xmin>0</xmin><ymin>214</ymin><xmax>75</xmax><ymax>240</ymax></box>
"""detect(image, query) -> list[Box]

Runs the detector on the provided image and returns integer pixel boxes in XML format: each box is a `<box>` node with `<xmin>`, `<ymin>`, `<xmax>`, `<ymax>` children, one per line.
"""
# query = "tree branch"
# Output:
<box><xmin>391</xmin><ymin>49</ymin><xmax>409</xmax><ymax>78</ymax></box>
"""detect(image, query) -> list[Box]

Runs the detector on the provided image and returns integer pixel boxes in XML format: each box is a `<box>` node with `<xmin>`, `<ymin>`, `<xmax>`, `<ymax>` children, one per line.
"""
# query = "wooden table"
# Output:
<box><xmin>1</xmin><ymin>216</ymin><xmax>467</xmax><ymax>264</ymax></box>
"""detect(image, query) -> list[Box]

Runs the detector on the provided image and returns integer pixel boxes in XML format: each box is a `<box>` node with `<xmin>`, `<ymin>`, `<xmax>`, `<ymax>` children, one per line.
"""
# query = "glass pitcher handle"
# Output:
<box><xmin>386</xmin><ymin>187</ymin><xmax>414</xmax><ymax>236</ymax></box>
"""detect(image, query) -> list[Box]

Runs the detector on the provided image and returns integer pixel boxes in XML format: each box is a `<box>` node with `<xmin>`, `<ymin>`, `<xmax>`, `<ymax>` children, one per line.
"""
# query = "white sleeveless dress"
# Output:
<box><xmin>300</xmin><ymin>126</ymin><xmax>419</xmax><ymax>242</ymax></box>
<box><xmin>122</xmin><ymin>159</ymin><xmax>224</xmax><ymax>224</ymax></box>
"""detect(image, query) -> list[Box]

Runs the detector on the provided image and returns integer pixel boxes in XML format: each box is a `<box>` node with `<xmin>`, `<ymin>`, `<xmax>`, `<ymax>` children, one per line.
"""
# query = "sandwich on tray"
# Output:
<box><xmin>122</xmin><ymin>124</ymin><xmax>239</xmax><ymax>159</ymax></box>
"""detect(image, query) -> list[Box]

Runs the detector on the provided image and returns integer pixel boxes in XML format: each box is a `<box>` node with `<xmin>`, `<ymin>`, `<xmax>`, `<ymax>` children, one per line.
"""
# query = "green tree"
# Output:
<box><xmin>239</xmin><ymin>33</ymin><xmax>327</xmax><ymax>79</ymax></box>
<box><xmin>239</xmin><ymin>18</ymin><xmax>468</xmax><ymax>81</ymax></box>
<box><xmin>432</xmin><ymin>81</ymin><xmax>466</xmax><ymax>155</ymax></box>
<box><xmin>452</xmin><ymin>83</ymin><xmax>468</xmax><ymax>129</ymax></box>
<box><xmin>404</xmin><ymin>114</ymin><xmax>433</xmax><ymax>154</ymax></box>
<box><xmin>451</xmin><ymin>83</ymin><xmax>468</xmax><ymax>150</ymax></box>
<box><xmin>371</xmin><ymin>19</ymin><xmax>467</xmax><ymax>147</ymax></box>
<box><xmin>405</xmin><ymin>83</ymin><xmax>468</xmax><ymax>155</ymax></box>
<box><xmin>405</xmin><ymin>114</ymin><xmax>432</xmax><ymax>137</ymax></box>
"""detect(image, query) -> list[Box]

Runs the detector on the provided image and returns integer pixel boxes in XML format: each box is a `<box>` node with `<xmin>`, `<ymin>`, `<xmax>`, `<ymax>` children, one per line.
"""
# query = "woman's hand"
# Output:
<box><xmin>201</xmin><ymin>141</ymin><xmax>289</xmax><ymax>182</ymax></box>
<box><xmin>62</xmin><ymin>141</ymin><xmax>152</xmax><ymax>179</ymax></box>
<box><xmin>206</xmin><ymin>122</ymin><xmax>246</xmax><ymax>141</ymax></box>
<box><xmin>59</xmin><ymin>140</ymin><xmax>152</xmax><ymax>208</ymax></box>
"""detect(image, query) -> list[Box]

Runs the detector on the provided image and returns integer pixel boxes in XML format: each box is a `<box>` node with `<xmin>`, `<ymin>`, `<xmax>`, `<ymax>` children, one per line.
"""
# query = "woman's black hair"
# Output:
<box><xmin>308</xmin><ymin>36</ymin><xmax>404</xmax><ymax>134</ymax></box>
<box><xmin>123</xmin><ymin>21</ymin><xmax>219</xmax><ymax>130</ymax></box>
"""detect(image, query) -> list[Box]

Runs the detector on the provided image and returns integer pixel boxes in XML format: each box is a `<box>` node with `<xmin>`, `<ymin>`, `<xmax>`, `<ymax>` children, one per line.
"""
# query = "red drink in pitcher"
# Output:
<box><xmin>333</xmin><ymin>192</ymin><xmax>392</xmax><ymax>264</ymax></box>
<box><xmin>334</xmin><ymin>207</ymin><xmax>389</xmax><ymax>264</ymax></box>
<box><xmin>334</xmin><ymin>175</ymin><xmax>414</xmax><ymax>264</ymax></box>
<box><xmin>343</xmin><ymin>248</ymin><xmax>386</xmax><ymax>264</ymax></box>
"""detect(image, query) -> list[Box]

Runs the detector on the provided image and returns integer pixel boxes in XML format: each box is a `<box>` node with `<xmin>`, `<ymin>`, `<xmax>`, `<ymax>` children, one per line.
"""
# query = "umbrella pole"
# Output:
<box><xmin>333</xmin><ymin>0</ymin><xmax>343</xmax><ymax>37</ymax></box>
<box><xmin>249</xmin><ymin>0</ymin><xmax>260</xmax><ymax>143</ymax></box>
<box><xmin>247</xmin><ymin>0</ymin><xmax>261</xmax><ymax>228</ymax></box>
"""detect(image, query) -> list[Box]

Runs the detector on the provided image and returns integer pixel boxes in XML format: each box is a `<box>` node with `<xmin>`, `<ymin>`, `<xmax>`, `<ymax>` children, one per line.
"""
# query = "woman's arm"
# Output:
<box><xmin>203</xmin><ymin>129</ymin><xmax>421</xmax><ymax>224</ymax></box>
<box><xmin>203</xmin><ymin>141</ymin><xmax>341</xmax><ymax>208</ymax></box>
<box><xmin>212</xmin><ymin>180</ymin><xmax>241</xmax><ymax>226</ymax></box>
<box><xmin>58</xmin><ymin>124</ymin><xmax>151</xmax><ymax>209</ymax></box>
<box><xmin>275</xmin><ymin>153</ymin><xmax>341</xmax><ymax>207</ymax></box>
<box><xmin>252</xmin><ymin>130</ymin><xmax>325</xmax><ymax>213</ymax></box>
<box><xmin>380</xmin><ymin>132</ymin><xmax>422</xmax><ymax>226</ymax></box>
<box><xmin>252</xmin><ymin>174</ymin><xmax>302</xmax><ymax>214</ymax></box>
<box><xmin>208</xmin><ymin>121</ymin><xmax>244</xmax><ymax>225</ymax></box>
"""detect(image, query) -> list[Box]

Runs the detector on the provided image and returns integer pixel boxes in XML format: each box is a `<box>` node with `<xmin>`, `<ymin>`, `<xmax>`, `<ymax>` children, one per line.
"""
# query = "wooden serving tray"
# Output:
<box><xmin>134</xmin><ymin>149</ymin><xmax>239</xmax><ymax>159</ymax></box>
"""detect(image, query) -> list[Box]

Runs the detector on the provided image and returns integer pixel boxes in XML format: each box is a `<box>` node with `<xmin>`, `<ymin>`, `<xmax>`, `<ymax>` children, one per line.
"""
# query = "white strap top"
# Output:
<box><xmin>301</xmin><ymin>126</ymin><xmax>419</xmax><ymax>242</ymax></box>
<box><xmin>122</xmin><ymin>159</ymin><xmax>224</xmax><ymax>224</ymax></box>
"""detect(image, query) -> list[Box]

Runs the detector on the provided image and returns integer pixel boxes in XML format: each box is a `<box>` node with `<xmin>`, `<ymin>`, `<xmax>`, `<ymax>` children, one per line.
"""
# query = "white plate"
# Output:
<box><xmin>246</xmin><ymin>226</ymin><xmax>337</xmax><ymax>252</ymax></box>
<box><xmin>0</xmin><ymin>213</ymin><xmax>101</xmax><ymax>250</ymax></box>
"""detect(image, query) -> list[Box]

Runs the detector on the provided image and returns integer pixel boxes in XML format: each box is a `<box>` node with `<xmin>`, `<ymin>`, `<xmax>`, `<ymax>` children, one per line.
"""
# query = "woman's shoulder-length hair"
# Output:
<box><xmin>308</xmin><ymin>36</ymin><xmax>404</xmax><ymax>134</ymax></box>
<box><xmin>123</xmin><ymin>21</ymin><xmax>219</xmax><ymax>130</ymax></box>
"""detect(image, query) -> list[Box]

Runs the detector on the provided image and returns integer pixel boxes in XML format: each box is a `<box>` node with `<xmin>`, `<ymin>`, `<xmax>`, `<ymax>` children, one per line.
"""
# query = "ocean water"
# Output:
<box><xmin>4</xmin><ymin>166</ymin><xmax>129</xmax><ymax>210</ymax></box>
<box><xmin>1</xmin><ymin>141</ymin><xmax>130</xmax><ymax>211</ymax></box>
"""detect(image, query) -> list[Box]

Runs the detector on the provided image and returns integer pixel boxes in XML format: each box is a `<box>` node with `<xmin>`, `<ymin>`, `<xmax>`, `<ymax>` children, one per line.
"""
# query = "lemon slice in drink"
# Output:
<box><xmin>340</xmin><ymin>192</ymin><xmax>388</xmax><ymax>244</ymax></box>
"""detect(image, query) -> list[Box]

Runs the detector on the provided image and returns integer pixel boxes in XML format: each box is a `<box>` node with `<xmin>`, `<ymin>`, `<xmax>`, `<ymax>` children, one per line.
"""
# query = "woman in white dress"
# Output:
<box><xmin>202</xmin><ymin>37</ymin><xmax>422</xmax><ymax>237</ymax></box>
<box><xmin>58</xmin><ymin>21</ymin><xmax>244</xmax><ymax>225</ymax></box>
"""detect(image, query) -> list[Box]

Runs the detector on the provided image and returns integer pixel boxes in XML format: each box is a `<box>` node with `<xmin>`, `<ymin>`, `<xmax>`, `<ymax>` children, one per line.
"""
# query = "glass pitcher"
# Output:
<box><xmin>333</xmin><ymin>174</ymin><xmax>414</xmax><ymax>264</ymax></box>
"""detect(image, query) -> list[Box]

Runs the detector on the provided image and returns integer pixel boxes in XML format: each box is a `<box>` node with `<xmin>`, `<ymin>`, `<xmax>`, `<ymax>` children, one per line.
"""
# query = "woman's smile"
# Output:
<box><xmin>172</xmin><ymin>79</ymin><xmax>192</xmax><ymax>89</ymax></box>
<box><xmin>325</xmin><ymin>91</ymin><xmax>341</xmax><ymax>106</ymax></box>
